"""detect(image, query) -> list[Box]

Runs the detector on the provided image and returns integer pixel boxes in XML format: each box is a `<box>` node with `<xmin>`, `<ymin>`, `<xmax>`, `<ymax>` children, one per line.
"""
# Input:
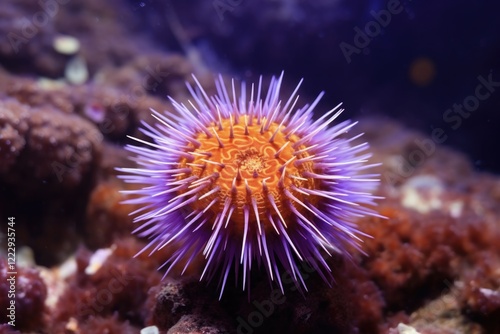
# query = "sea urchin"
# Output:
<box><xmin>117</xmin><ymin>73</ymin><xmax>381</xmax><ymax>298</ymax></box>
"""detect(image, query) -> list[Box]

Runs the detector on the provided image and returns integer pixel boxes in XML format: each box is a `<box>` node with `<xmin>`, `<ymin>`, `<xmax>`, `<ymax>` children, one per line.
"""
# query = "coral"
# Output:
<box><xmin>408</xmin><ymin>285</ymin><xmax>483</xmax><ymax>334</ymax></box>
<box><xmin>0</xmin><ymin>63</ymin><xmax>180</xmax><ymax>142</ymax></box>
<box><xmin>0</xmin><ymin>97</ymin><xmax>102</xmax><ymax>194</ymax></box>
<box><xmin>50</xmin><ymin>238</ymin><xmax>162</xmax><ymax>330</ymax></box>
<box><xmin>460</xmin><ymin>256</ymin><xmax>500</xmax><ymax>333</ymax></box>
<box><xmin>62</xmin><ymin>314</ymin><xmax>139</xmax><ymax>334</ymax></box>
<box><xmin>358</xmin><ymin>208</ymin><xmax>459</xmax><ymax>311</ymax></box>
<box><xmin>83</xmin><ymin>53</ymin><xmax>205</xmax><ymax>141</ymax></box>
<box><xmin>146</xmin><ymin>281</ymin><xmax>192</xmax><ymax>330</ymax></box>
<box><xmin>0</xmin><ymin>69</ymin><xmax>77</xmax><ymax>114</ymax></box>
<box><xmin>0</xmin><ymin>39</ymin><xmax>205</xmax><ymax>269</ymax></box>
<box><xmin>95</xmin><ymin>53</ymin><xmax>196</xmax><ymax>98</ymax></box>
<box><xmin>85</xmin><ymin>182</ymin><xmax>134</xmax><ymax>249</ymax></box>
<box><xmin>27</xmin><ymin>104</ymin><xmax>101</xmax><ymax>187</ymax></box>
<box><xmin>0</xmin><ymin>260</ymin><xmax>47</xmax><ymax>332</ymax></box>
<box><xmin>356</xmin><ymin>117</ymin><xmax>474</xmax><ymax>187</ymax></box>
<box><xmin>97</xmin><ymin>142</ymin><xmax>135</xmax><ymax>181</ymax></box>
<box><xmin>167</xmin><ymin>314</ymin><xmax>231</xmax><ymax>334</ymax></box>
<box><xmin>0</xmin><ymin>96</ymin><xmax>102</xmax><ymax>265</ymax></box>
<box><xmin>146</xmin><ymin>279</ymin><xmax>233</xmax><ymax>333</ymax></box>
<box><xmin>0</xmin><ymin>98</ymin><xmax>29</xmax><ymax>174</ymax></box>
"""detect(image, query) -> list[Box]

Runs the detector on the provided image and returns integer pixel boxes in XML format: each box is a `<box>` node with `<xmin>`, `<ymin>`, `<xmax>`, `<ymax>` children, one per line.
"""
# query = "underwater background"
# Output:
<box><xmin>0</xmin><ymin>0</ymin><xmax>499</xmax><ymax>333</ymax></box>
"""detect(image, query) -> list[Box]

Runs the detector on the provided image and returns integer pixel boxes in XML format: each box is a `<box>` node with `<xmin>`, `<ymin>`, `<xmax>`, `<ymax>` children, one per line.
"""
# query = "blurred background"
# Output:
<box><xmin>147</xmin><ymin>0</ymin><xmax>500</xmax><ymax>173</ymax></box>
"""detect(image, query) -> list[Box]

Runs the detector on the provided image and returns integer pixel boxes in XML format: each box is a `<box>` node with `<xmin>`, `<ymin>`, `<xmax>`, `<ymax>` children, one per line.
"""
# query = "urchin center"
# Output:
<box><xmin>236</xmin><ymin>149</ymin><xmax>266</xmax><ymax>177</ymax></box>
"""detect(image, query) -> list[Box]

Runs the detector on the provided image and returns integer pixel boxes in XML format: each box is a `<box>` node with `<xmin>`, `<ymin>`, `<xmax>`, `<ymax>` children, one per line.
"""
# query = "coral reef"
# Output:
<box><xmin>146</xmin><ymin>280</ymin><xmax>233</xmax><ymax>333</ymax></box>
<box><xmin>0</xmin><ymin>97</ymin><xmax>102</xmax><ymax>193</ymax></box>
<box><xmin>0</xmin><ymin>0</ymin><xmax>499</xmax><ymax>333</ymax></box>
<box><xmin>2</xmin><ymin>114</ymin><xmax>493</xmax><ymax>333</ymax></box>
<box><xmin>84</xmin><ymin>182</ymin><xmax>133</xmax><ymax>249</ymax></box>
<box><xmin>0</xmin><ymin>260</ymin><xmax>47</xmax><ymax>331</ymax></box>
<box><xmin>0</xmin><ymin>94</ymin><xmax>102</xmax><ymax>265</ymax></box>
<box><xmin>49</xmin><ymin>238</ymin><xmax>163</xmax><ymax>333</ymax></box>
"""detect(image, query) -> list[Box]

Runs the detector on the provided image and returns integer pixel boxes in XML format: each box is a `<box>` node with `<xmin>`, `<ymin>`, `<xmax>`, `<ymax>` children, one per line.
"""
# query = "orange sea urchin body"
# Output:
<box><xmin>179</xmin><ymin>114</ymin><xmax>318</xmax><ymax>237</ymax></box>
